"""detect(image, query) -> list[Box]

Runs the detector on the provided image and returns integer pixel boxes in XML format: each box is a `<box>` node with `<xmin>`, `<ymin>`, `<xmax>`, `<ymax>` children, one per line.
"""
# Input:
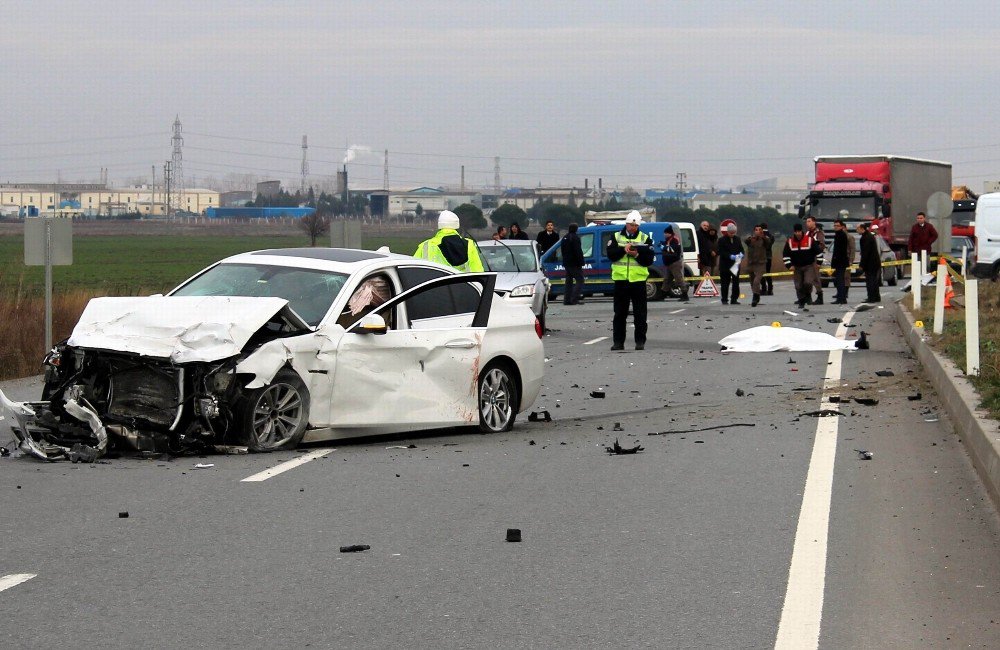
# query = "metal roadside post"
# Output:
<box><xmin>961</xmin><ymin>245</ymin><xmax>968</xmax><ymax>277</ymax></box>
<box><xmin>966</xmin><ymin>278</ymin><xmax>980</xmax><ymax>376</ymax></box>
<box><xmin>24</xmin><ymin>216</ymin><xmax>73</xmax><ymax>351</ymax></box>
<box><xmin>911</xmin><ymin>252</ymin><xmax>921</xmax><ymax>309</ymax></box>
<box><xmin>933</xmin><ymin>258</ymin><xmax>946</xmax><ymax>335</ymax></box>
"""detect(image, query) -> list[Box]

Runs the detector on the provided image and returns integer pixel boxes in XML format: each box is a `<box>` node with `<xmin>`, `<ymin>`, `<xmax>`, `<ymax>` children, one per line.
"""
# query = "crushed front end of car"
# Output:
<box><xmin>0</xmin><ymin>295</ymin><xmax>310</xmax><ymax>461</ymax></box>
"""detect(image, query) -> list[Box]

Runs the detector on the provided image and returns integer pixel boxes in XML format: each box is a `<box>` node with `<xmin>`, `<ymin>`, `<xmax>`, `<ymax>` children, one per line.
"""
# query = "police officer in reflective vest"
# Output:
<box><xmin>413</xmin><ymin>210</ymin><xmax>484</xmax><ymax>272</ymax></box>
<box><xmin>608</xmin><ymin>210</ymin><xmax>655</xmax><ymax>350</ymax></box>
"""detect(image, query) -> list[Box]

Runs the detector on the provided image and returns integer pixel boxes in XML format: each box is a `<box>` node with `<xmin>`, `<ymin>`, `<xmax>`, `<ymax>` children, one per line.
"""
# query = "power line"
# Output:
<box><xmin>0</xmin><ymin>131</ymin><xmax>167</xmax><ymax>148</ymax></box>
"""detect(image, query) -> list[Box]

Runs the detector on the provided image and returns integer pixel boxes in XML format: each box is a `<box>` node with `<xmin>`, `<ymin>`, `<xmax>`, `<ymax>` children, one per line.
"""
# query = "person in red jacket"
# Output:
<box><xmin>908</xmin><ymin>212</ymin><xmax>938</xmax><ymax>255</ymax></box>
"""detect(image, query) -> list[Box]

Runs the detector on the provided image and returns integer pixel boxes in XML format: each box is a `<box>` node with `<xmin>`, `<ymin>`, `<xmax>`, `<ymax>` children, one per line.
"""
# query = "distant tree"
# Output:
<box><xmin>297</xmin><ymin>213</ymin><xmax>330</xmax><ymax>246</ymax></box>
<box><xmin>453</xmin><ymin>203</ymin><xmax>486</xmax><ymax>230</ymax></box>
<box><xmin>490</xmin><ymin>203</ymin><xmax>527</xmax><ymax>227</ymax></box>
<box><xmin>415</xmin><ymin>203</ymin><xmax>424</xmax><ymax>218</ymax></box>
<box><xmin>542</xmin><ymin>203</ymin><xmax>584</xmax><ymax>229</ymax></box>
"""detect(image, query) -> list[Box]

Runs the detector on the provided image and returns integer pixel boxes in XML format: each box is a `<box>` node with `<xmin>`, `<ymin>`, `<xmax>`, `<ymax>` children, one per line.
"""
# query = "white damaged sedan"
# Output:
<box><xmin>0</xmin><ymin>248</ymin><xmax>544</xmax><ymax>461</ymax></box>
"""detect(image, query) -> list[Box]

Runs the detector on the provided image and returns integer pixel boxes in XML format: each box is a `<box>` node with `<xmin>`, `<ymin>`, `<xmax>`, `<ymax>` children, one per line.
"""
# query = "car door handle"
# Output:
<box><xmin>445</xmin><ymin>339</ymin><xmax>477</xmax><ymax>349</ymax></box>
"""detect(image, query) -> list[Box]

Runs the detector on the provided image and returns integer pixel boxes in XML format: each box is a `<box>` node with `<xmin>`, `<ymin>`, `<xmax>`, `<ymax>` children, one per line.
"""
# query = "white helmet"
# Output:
<box><xmin>438</xmin><ymin>210</ymin><xmax>460</xmax><ymax>230</ymax></box>
<box><xmin>625</xmin><ymin>210</ymin><xmax>643</xmax><ymax>225</ymax></box>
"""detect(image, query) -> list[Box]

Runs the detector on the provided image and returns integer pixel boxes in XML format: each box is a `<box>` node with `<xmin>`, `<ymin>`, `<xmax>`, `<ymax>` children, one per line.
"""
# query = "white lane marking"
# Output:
<box><xmin>241</xmin><ymin>448</ymin><xmax>335</xmax><ymax>482</ymax></box>
<box><xmin>668</xmin><ymin>308</ymin><xmax>686</xmax><ymax>314</ymax></box>
<box><xmin>583</xmin><ymin>337</ymin><xmax>608</xmax><ymax>345</ymax></box>
<box><xmin>775</xmin><ymin>311</ymin><xmax>855</xmax><ymax>649</ymax></box>
<box><xmin>0</xmin><ymin>573</ymin><xmax>36</xmax><ymax>593</ymax></box>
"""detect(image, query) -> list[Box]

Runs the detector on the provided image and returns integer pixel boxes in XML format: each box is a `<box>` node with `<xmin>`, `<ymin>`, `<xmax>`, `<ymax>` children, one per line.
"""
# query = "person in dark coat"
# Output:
<box><xmin>716</xmin><ymin>223</ymin><xmax>744</xmax><ymax>304</ymax></box>
<box><xmin>829</xmin><ymin>219</ymin><xmax>855</xmax><ymax>304</ymax></box>
<box><xmin>858</xmin><ymin>221</ymin><xmax>882</xmax><ymax>303</ymax></box>
<box><xmin>696</xmin><ymin>221</ymin><xmax>717</xmax><ymax>276</ymax></box>
<box><xmin>782</xmin><ymin>223</ymin><xmax>820</xmax><ymax>309</ymax></box>
<box><xmin>744</xmin><ymin>224</ymin><xmax>768</xmax><ymax>307</ymax></box>
<box><xmin>508</xmin><ymin>222</ymin><xmax>529</xmax><ymax>240</ymax></box>
<box><xmin>760</xmin><ymin>222</ymin><xmax>775</xmax><ymax>295</ymax></box>
<box><xmin>907</xmin><ymin>211</ymin><xmax>938</xmax><ymax>256</ymax></box>
<box><xmin>661</xmin><ymin>224</ymin><xmax>688</xmax><ymax>302</ymax></box>
<box><xmin>536</xmin><ymin>220</ymin><xmax>560</xmax><ymax>254</ymax></box>
<box><xmin>560</xmin><ymin>222</ymin><xmax>585</xmax><ymax>305</ymax></box>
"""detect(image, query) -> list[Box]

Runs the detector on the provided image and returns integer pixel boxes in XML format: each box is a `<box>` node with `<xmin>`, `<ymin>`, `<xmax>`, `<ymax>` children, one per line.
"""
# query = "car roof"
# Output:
<box><xmin>218</xmin><ymin>247</ymin><xmax>454</xmax><ymax>274</ymax></box>
<box><xmin>478</xmin><ymin>239</ymin><xmax>535</xmax><ymax>247</ymax></box>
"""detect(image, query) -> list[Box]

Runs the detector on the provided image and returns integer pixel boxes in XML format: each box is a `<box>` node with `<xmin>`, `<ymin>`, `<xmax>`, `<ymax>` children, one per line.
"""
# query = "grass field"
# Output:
<box><xmin>0</xmin><ymin>226</ymin><xmax>427</xmax><ymax>380</ymax></box>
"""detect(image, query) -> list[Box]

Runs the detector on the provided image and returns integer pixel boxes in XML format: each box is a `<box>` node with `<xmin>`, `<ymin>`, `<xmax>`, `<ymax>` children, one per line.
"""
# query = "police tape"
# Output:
<box><xmin>547</xmin><ymin>254</ymin><xmax>963</xmax><ymax>285</ymax></box>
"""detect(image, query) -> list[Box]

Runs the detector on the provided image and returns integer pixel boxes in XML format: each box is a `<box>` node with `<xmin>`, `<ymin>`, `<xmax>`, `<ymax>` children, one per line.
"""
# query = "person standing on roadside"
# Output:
<box><xmin>908</xmin><ymin>211</ymin><xmax>938</xmax><ymax>258</ymax></box>
<box><xmin>661</xmin><ymin>224</ymin><xmax>688</xmax><ymax>302</ymax></box>
<box><xmin>414</xmin><ymin>210</ymin><xmax>485</xmax><ymax>272</ymax></box>
<box><xmin>783</xmin><ymin>223</ymin><xmax>820</xmax><ymax>309</ymax></box>
<box><xmin>744</xmin><ymin>224</ymin><xmax>768</xmax><ymax>307</ymax></box>
<box><xmin>830</xmin><ymin>219</ymin><xmax>855</xmax><ymax>304</ymax></box>
<box><xmin>760</xmin><ymin>222</ymin><xmax>775</xmax><ymax>295</ymax></box>
<box><xmin>716</xmin><ymin>223</ymin><xmax>744</xmax><ymax>305</ymax></box>
<box><xmin>536</xmin><ymin>220</ymin><xmax>560</xmax><ymax>254</ymax></box>
<box><xmin>859</xmin><ymin>221</ymin><xmax>882</xmax><ymax>303</ymax></box>
<box><xmin>560</xmin><ymin>222</ymin><xmax>585</xmax><ymax>305</ymax></box>
<box><xmin>508</xmin><ymin>222</ymin><xmax>529</xmax><ymax>240</ymax></box>
<box><xmin>805</xmin><ymin>216</ymin><xmax>826</xmax><ymax>305</ymax></box>
<box><xmin>696</xmin><ymin>220</ymin><xmax>717</xmax><ymax>276</ymax></box>
<box><xmin>607</xmin><ymin>211</ymin><xmax>654</xmax><ymax>350</ymax></box>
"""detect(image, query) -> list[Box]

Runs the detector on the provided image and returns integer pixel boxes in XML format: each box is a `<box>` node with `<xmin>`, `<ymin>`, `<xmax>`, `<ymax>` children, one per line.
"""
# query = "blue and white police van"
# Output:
<box><xmin>540</xmin><ymin>221</ymin><xmax>700</xmax><ymax>300</ymax></box>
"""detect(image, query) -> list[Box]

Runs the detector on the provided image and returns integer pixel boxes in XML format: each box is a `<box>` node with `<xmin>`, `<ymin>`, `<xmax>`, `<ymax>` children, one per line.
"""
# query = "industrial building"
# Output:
<box><xmin>0</xmin><ymin>183</ymin><xmax>220</xmax><ymax>217</ymax></box>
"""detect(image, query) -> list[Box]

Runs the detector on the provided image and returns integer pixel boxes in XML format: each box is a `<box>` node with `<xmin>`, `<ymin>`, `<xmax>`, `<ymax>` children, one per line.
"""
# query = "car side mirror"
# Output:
<box><xmin>354</xmin><ymin>313</ymin><xmax>388</xmax><ymax>335</ymax></box>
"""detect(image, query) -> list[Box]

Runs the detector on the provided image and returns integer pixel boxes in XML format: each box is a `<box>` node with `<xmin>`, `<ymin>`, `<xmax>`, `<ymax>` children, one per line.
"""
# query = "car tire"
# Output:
<box><xmin>537</xmin><ymin>302</ymin><xmax>547</xmax><ymax>333</ymax></box>
<box><xmin>887</xmin><ymin>268</ymin><xmax>897</xmax><ymax>286</ymax></box>
<box><xmin>478</xmin><ymin>362</ymin><xmax>518</xmax><ymax>433</ymax></box>
<box><xmin>646</xmin><ymin>272</ymin><xmax>666</xmax><ymax>301</ymax></box>
<box><xmin>235</xmin><ymin>369</ymin><xmax>310</xmax><ymax>452</ymax></box>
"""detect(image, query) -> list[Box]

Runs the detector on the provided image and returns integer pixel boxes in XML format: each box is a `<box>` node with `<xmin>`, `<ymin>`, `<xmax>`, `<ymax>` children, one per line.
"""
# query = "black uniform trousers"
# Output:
<box><xmin>762</xmin><ymin>257</ymin><xmax>774</xmax><ymax>294</ymax></box>
<box><xmin>865</xmin><ymin>268</ymin><xmax>881</xmax><ymax>302</ymax></box>
<box><xmin>564</xmin><ymin>266</ymin><xmax>584</xmax><ymax>304</ymax></box>
<box><xmin>613</xmin><ymin>280</ymin><xmax>647</xmax><ymax>346</ymax></box>
<box><xmin>720</xmin><ymin>268</ymin><xmax>740</xmax><ymax>303</ymax></box>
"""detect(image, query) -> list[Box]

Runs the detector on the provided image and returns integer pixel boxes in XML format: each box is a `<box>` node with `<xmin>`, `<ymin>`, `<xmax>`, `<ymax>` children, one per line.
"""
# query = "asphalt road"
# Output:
<box><xmin>1</xmin><ymin>281</ymin><xmax>998</xmax><ymax>649</ymax></box>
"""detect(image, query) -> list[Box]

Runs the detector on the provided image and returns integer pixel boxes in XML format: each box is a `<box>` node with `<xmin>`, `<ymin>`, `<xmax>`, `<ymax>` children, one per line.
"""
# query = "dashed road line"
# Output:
<box><xmin>0</xmin><ymin>573</ymin><xmax>36</xmax><ymax>593</ymax></box>
<box><xmin>774</xmin><ymin>311</ymin><xmax>855</xmax><ymax>649</ymax></box>
<box><xmin>668</xmin><ymin>308</ymin><xmax>686</xmax><ymax>314</ymax></box>
<box><xmin>583</xmin><ymin>336</ymin><xmax>608</xmax><ymax>345</ymax></box>
<box><xmin>241</xmin><ymin>448</ymin><xmax>335</xmax><ymax>482</ymax></box>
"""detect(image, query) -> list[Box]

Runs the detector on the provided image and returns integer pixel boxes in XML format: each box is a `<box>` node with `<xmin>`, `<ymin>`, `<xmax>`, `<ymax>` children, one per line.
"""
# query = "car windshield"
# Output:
<box><xmin>480</xmin><ymin>245</ymin><xmax>538</xmax><ymax>272</ymax></box>
<box><xmin>812</xmin><ymin>197</ymin><xmax>879</xmax><ymax>221</ymax></box>
<box><xmin>171</xmin><ymin>263</ymin><xmax>350</xmax><ymax>327</ymax></box>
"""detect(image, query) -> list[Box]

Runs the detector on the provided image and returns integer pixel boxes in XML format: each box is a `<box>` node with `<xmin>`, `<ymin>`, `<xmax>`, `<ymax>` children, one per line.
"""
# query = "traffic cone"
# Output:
<box><xmin>943</xmin><ymin>272</ymin><xmax>954</xmax><ymax>309</ymax></box>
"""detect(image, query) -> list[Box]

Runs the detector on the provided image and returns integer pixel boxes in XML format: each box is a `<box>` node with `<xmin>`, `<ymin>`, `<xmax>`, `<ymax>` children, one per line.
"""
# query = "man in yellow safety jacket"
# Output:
<box><xmin>607</xmin><ymin>210</ymin><xmax>655</xmax><ymax>350</ymax></box>
<box><xmin>413</xmin><ymin>210</ymin><xmax>484</xmax><ymax>272</ymax></box>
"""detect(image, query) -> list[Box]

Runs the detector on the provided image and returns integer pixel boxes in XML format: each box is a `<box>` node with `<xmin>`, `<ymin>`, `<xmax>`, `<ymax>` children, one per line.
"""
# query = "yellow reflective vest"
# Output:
<box><xmin>413</xmin><ymin>229</ymin><xmax>485</xmax><ymax>272</ymax></box>
<box><xmin>611</xmin><ymin>231</ymin><xmax>652</xmax><ymax>282</ymax></box>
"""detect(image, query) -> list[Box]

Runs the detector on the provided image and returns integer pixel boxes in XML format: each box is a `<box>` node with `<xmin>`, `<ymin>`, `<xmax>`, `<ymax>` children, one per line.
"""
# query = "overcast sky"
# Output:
<box><xmin>4</xmin><ymin>1</ymin><xmax>1000</xmax><ymax>192</ymax></box>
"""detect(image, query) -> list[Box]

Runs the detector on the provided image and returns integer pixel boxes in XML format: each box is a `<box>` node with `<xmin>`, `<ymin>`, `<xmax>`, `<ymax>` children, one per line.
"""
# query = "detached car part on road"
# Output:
<box><xmin>0</xmin><ymin>248</ymin><xmax>545</xmax><ymax>461</ymax></box>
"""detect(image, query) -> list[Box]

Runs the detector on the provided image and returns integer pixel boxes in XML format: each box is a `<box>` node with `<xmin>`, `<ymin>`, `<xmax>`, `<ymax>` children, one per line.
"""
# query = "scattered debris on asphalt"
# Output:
<box><xmin>854</xmin><ymin>449</ymin><xmax>873</xmax><ymax>460</ymax></box>
<box><xmin>613</xmin><ymin>422</ymin><xmax>624</xmax><ymax>431</ymax></box>
<box><xmin>855</xmin><ymin>331</ymin><xmax>870</xmax><ymax>349</ymax></box>
<box><xmin>193</xmin><ymin>463</ymin><xmax>215</xmax><ymax>469</ymax></box>
<box><xmin>802</xmin><ymin>410</ymin><xmax>845</xmax><ymax>417</ymax></box>
<box><xmin>853</xmin><ymin>397</ymin><xmax>879</xmax><ymax>406</ymax></box>
<box><xmin>339</xmin><ymin>544</ymin><xmax>371</xmax><ymax>553</ymax></box>
<box><xmin>735</xmin><ymin>389</ymin><xmax>745</xmax><ymax>397</ymax></box>
<box><xmin>908</xmin><ymin>392</ymin><xmax>923</xmax><ymax>401</ymax></box>
<box><xmin>528</xmin><ymin>411</ymin><xmax>552</xmax><ymax>422</ymax></box>
<box><xmin>829</xmin><ymin>395</ymin><xmax>842</xmax><ymax>403</ymax></box>
<box><xmin>506</xmin><ymin>528</ymin><xmax>522</xmax><ymax>542</ymax></box>
<box><xmin>386</xmin><ymin>445</ymin><xmax>417</xmax><ymax>449</ymax></box>
<box><xmin>924</xmin><ymin>415</ymin><xmax>940</xmax><ymax>423</ymax></box>
<box><xmin>787</xmin><ymin>357</ymin><xmax>796</xmax><ymax>364</ymax></box>
<box><xmin>118</xmin><ymin>511</ymin><xmax>129</xmax><ymax>518</ymax></box>
<box><xmin>529</xmin><ymin>440</ymin><xmax>536</xmax><ymax>445</ymax></box>
<box><xmin>875</xmin><ymin>370</ymin><xmax>895</xmax><ymax>377</ymax></box>
<box><xmin>649</xmin><ymin>423</ymin><xmax>755</xmax><ymax>436</ymax></box>
<box><xmin>213</xmin><ymin>445</ymin><xmax>248</xmax><ymax>455</ymax></box>
<box><xmin>0</xmin><ymin>446</ymin><xmax>9</xmax><ymax>457</ymax></box>
<box><xmin>826</xmin><ymin>318</ymin><xmax>842</xmax><ymax>324</ymax></box>
<box><xmin>606</xmin><ymin>438</ymin><xmax>644</xmax><ymax>454</ymax></box>
<box><xmin>590</xmin><ymin>390</ymin><xmax>606</xmax><ymax>399</ymax></box>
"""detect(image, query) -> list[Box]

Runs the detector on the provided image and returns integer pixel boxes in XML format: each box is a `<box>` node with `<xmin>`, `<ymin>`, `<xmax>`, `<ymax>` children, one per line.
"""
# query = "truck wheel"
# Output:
<box><xmin>646</xmin><ymin>272</ymin><xmax>666</xmax><ymax>301</ymax></box>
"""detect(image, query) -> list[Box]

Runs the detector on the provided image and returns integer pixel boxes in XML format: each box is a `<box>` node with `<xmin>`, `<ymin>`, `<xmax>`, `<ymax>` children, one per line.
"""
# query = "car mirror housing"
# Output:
<box><xmin>355</xmin><ymin>313</ymin><xmax>388</xmax><ymax>335</ymax></box>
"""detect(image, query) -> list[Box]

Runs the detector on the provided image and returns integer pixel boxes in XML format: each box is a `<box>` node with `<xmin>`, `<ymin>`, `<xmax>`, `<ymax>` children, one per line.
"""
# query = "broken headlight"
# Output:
<box><xmin>209</xmin><ymin>368</ymin><xmax>235</xmax><ymax>393</ymax></box>
<box><xmin>509</xmin><ymin>284</ymin><xmax>535</xmax><ymax>297</ymax></box>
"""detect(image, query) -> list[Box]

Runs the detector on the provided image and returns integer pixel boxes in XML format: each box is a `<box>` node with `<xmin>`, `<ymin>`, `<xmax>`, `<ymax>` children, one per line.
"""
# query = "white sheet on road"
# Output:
<box><xmin>719</xmin><ymin>325</ymin><xmax>856</xmax><ymax>352</ymax></box>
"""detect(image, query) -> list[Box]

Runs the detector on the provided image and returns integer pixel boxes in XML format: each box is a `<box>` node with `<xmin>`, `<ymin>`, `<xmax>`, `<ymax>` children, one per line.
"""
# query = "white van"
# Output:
<box><xmin>972</xmin><ymin>192</ymin><xmax>1000</xmax><ymax>279</ymax></box>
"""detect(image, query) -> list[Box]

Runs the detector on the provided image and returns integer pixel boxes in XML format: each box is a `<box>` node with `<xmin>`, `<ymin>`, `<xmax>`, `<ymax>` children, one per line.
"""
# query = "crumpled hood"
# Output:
<box><xmin>68</xmin><ymin>296</ymin><xmax>303</xmax><ymax>363</ymax></box>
